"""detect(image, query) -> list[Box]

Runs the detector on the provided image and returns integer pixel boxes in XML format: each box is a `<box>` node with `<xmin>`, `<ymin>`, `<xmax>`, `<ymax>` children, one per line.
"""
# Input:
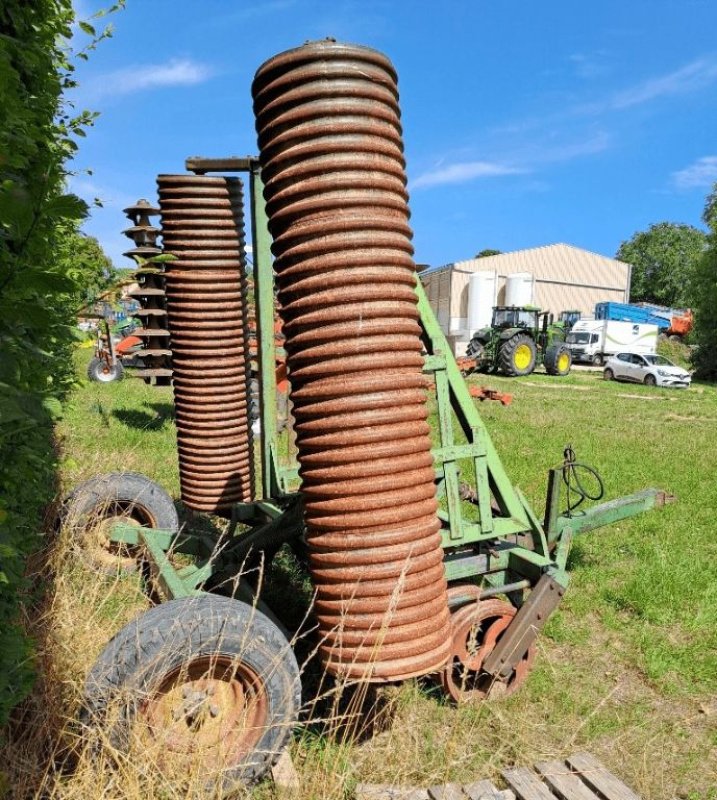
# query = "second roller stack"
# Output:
<box><xmin>157</xmin><ymin>175</ymin><xmax>254</xmax><ymax>514</ymax></box>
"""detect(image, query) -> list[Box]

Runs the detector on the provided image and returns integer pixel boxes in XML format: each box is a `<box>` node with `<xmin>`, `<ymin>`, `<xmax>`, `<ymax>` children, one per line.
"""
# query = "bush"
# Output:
<box><xmin>0</xmin><ymin>1</ymin><xmax>119</xmax><ymax>726</ymax></box>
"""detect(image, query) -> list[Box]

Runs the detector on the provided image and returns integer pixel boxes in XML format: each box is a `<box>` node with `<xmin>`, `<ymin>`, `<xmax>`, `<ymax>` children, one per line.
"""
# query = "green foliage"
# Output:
<box><xmin>616</xmin><ymin>222</ymin><xmax>706</xmax><ymax>307</ymax></box>
<box><xmin>0</xmin><ymin>0</ymin><xmax>121</xmax><ymax>726</ymax></box>
<box><xmin>474</xmin><ymin>248</ymin><xmax>502</xmax><ymax>258</ymax></box>
<box><xmin>691</xmin><ymin>182</ymin><xmax>717</xmax><ymax>379</ymax></box>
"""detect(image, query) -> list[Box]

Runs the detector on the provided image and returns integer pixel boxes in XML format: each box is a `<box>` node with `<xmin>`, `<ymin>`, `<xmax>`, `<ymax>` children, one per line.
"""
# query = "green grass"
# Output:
<box><xmin>35</xmin><ymin>351</ymin><xmax>717</xmax><ymax>798</ymax></box>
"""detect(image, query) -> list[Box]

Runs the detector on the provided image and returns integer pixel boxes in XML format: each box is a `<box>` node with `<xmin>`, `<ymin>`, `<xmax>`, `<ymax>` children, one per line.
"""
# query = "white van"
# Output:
<box><xmin>565</xmin><ymin>320</ymin><xmax>659</xmax><ymax>365</ymax></box>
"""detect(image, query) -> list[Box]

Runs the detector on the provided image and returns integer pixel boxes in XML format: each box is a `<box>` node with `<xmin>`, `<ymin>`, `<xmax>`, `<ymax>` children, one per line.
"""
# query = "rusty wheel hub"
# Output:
<box><xmin>439</xmin><ymin>594</ymin><xmax>535</xmax><ymax>703</ymax></box>
<box><xmin>138</xmin><ymin>655</ymin><xmax>269</xmax><ymax>775</ymax></box>
<box><xmin>83</xmin><ymin>502</ymin><xmax>155</xmax><ymax>572</ymax></box>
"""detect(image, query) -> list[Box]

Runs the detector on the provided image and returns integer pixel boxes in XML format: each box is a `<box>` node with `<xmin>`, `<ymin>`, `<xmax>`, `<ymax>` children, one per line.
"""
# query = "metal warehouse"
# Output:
<box><xmin>421</xmin><ymin>243</ymin><xmax>631</xmax><ymax>353</ymax></box>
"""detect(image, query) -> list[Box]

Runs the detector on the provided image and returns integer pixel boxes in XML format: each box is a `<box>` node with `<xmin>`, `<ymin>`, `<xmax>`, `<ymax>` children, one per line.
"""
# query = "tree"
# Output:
<box><xmin>616</xmin><ymin>222</ymin><xmax>706</xmax><ymax>308</ymax></box>
<box><xmin>692</xmin><ymin>183</ymin><xmax>717</xmax><ymax>379</ymax></box>
<box><xmin>703</xmin><ymin>186</ymin><xmax>717</xmax><ymax>231</ymax></box>
<box><xmin>475</xmin><ymin>249</ymin><xmax>502</xmax><ymax>258</ymax></box>
<box><xmin>58</xmin><ymin>229</ymin><xmax>118</xmax><ymax>303</ymax></box>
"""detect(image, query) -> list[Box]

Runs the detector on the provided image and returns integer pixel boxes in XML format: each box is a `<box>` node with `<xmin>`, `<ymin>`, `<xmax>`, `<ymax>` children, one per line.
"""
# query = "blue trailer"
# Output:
<box><xmin>594</xmin><ymin>302</ymin><xmax>670</xmax><ymax>330</ymax></box>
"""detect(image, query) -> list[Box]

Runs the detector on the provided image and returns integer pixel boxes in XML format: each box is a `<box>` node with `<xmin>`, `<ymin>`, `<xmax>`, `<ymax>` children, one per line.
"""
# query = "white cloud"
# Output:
<box><xmin>569</xmin><ymin>51</ymin><xmax>611</xmax><ymax>80</ymax></box>
<box><xmin>89</xmin><ymin>58</ymin><xmax>214</xmax><ymax>98</ymax></box>
<box><xmin>412</xmin><ymin>161</ymin><xmax>526</xmax><ymax>190</ymax></box>
<box><xmin>672</xmin><ymin>156</ymin><xmax>717</xmax><ymax>190</ymax></box>
<box><xmin>609</xmin><ymin>56</ymin><xmax>717</xmax><ymax>110</ymax></box>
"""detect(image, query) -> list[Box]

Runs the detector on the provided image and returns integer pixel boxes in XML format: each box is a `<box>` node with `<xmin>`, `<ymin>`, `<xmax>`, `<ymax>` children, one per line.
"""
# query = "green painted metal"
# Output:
<box><xmin>416</xmin><ymin>279</ymin><xmax>533</xmax><ymax>544</ymax></box>
<box><xmin>249</xmin><ymin>163</ymin><xmax>285</xmax><ymax>500</ymax></box>
<box><xmin>101</xmin><ymin>155</ymin><xmax>671</xmax><ymax>634</ymax></box>
<box><xmin>550</xmin><ymin>488</ymin><xmax>671</xmax><ymax>541</ymax></box>
<box><xmin>139</xmin><ymin>529</ymin><xmax>197</xmax><ymax>599</ymax></box>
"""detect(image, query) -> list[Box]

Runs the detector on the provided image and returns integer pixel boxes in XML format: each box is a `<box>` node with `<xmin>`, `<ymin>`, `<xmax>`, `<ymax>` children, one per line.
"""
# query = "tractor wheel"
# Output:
<box><xmin>438</xmin><ymin>597</ymin><xmax>535</xmax><ymax>704</ymax></box>
<box><xmin>82</xmin><ymin>595</ymin><xmax>301</xmax><ymax>793</ymax></box>
<box><xmin>544</xmin><ymin>344</ymin><xmax>572</xmax><ymax>376</ymax></box>
<box><xmin>60</xmin><ymin>472</ymin><xmax>178</xmax><ymax>573</ymax></box>
<box><xmin>603</xmin><ymin>367</ymin><xmax>615</xmax><ymax>381</ymax></box>
<box><xmin>88</xmin><ymin>356</ymin><xmax>124</xmax><ymax>383</ymax></box>
<box><xmin>499</xmin><ymin>334</ymin><xmax>536</xmax><ymax>377</ymax></box>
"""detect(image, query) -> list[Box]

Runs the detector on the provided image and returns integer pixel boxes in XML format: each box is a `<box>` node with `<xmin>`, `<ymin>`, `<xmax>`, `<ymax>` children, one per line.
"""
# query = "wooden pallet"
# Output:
<box><xmin>354</xmin><ymin>753</ymin><xmax>640</xmax><ymax>800</ymax></box>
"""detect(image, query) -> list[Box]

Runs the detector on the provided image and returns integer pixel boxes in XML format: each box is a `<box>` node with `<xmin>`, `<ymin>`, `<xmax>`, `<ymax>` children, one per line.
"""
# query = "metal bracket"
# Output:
<box><xmin>481</xmin><ymin>573</ymin><xmax>566</xmax><ymax>679</ymax></box>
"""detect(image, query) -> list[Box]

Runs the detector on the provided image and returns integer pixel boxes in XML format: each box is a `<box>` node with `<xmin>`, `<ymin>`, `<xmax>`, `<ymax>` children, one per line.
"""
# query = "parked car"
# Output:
<box><xmin>603</xmin><ymin>352</ymin><xmax>691</xmax><ymax>388</ymax></box>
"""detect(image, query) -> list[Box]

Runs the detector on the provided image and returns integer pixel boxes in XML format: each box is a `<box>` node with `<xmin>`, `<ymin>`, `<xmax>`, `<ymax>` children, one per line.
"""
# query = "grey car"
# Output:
<box><xmin>603</xmin><ymin>352</ymin><xmax>691</xmax><ymax>388</ymax></box>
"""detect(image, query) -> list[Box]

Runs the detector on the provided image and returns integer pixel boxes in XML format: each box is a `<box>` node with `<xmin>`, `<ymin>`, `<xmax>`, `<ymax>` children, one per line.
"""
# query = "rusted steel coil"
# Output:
<box><xmin>252</xmin><ymin>39</ymin><xmax>451</xmax><ymax>681</ymax></box>
<box><xmin>123</xmin><ymin>199</ymin><xmax>173</xmax><ymax>384</ymax></box>
<box><xmin>158</xmin><ymin>175</ymin><xmax>254</xmax><ymax>513</ymax></box>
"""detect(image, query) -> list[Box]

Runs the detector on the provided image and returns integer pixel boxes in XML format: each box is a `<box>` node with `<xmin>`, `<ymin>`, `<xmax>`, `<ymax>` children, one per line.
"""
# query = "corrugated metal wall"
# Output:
<box><xmin>431</xmin><ymin>244</ymin><xmax>630</xmax><ymax>332</ymax></box>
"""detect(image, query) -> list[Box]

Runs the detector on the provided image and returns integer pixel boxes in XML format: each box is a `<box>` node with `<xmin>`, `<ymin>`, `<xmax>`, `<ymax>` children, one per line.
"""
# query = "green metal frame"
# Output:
<box><xmin>108</xmin><ymin>155</ymin><xmax>671</xmax><ymax>619</ymax></box>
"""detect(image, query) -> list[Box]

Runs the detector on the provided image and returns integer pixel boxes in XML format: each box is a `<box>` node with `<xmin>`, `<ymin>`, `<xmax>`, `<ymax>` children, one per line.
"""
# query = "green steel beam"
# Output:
<box><xmin>139</xmin><ymin>529</ymin><xmax>197</xmax><ymax>599</ymax></box>
<box><xmin>550</xmin><ymin>488</ymin><xmax>673</xmax><ymax>541</ymax></box>
<box><xmin>250</xmin><ymin>164</ymin><xmax>284</xmax><ymax>499</ymax></box>
<box><xmin>416</xmin><ymin>279</ymin><xmax>534</xmax><ymax>545</ymax></box>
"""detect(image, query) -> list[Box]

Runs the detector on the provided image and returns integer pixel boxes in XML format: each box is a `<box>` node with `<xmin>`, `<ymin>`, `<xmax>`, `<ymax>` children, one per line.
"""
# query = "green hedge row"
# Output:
<box><xmin>0</xmin><ymin>1</ymin><xmax>117</xmax><ymax>726</ymax></box>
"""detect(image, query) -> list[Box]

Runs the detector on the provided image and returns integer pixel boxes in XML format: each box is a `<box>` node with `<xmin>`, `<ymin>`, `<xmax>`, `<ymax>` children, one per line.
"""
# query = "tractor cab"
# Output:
<box><xmin>491</xmin><ymin>306</ymin><xmax>540</xmax><ymax>332</ymax></box>
<box><xmin>557</xmin><ymin>310</ymin><xmax>581</xmax><ymax>331</ymax></box>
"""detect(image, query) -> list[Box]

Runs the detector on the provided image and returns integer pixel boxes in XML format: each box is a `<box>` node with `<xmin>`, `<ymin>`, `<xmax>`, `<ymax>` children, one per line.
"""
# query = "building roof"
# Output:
<box><xmin>424</xmin><ymin>243</ymin><xmax>630</xmax><ymax>290</ymax></box>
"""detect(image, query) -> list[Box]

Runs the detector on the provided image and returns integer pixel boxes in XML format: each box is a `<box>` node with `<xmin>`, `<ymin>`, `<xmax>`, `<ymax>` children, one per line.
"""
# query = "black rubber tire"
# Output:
<box><xmin>82</xmin><ymin>595</ymin><xmax>301</xmax><ymax>792</ymax></box>
<box><xmin>544</xmin><ymin>344</ymin><xmax>572</xmax><ymax>376</ymax></box>
<box><xmin>644</xmin><ymin>373</ymin><xmax>657</xmax><ymax>386</ymax></box>
<box><xmin>88</xmin><ymin>356</ymin><xmax>124</xmax><ymax>383</ymax></box>
<box><xmin>60</xmin><ymin>472</ymin><xmax>179</xmax><ymax>573</ymax></box>
<box><xmin>603</xmin><ymin>368</ymin><xmax>614</xmax><ymax>381</ymax></box>
<box><xmin>466</xmin><ymin>338</ymin><xmax>484</xmax><ymax>359</ymax></box>
<box><xmin>591</xmin><ymin>353</ymin><xmax>604</xmax><ymax>366</ymax></box>
<box><xmin>498</xmin><ymin>334</ymin><xmax>536</xmax><ymax>377</ymax></box>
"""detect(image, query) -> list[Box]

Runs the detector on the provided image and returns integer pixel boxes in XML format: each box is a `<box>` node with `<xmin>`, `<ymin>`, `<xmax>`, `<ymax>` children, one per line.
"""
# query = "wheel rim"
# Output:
<box><xmin>96</xmin><ymin>366</ymin><xmax>116</xmax><ymax>382</ymax></box>
<box><xmin>138</xmin><ymin>655</ymin><xmax>269</xmax><ymax>775</ymax></box>
<box><xmin>514</xmin><ymin>344</ymin><xmax>532</xmax><ymax>371</ymax></box>
<box><xmin>558</xmin><ymin>353</ymin><xmax>569</xmax><ymax>373</ymax></box>
<box><xmin>83</xmin><ymin>500</ymin><xmax>156</xmax><ymax>571</ymax></box>
<box><xmin>439</xmin><ymin>598</ymin><xmax>535</xmax><ymax>703</ymax></box>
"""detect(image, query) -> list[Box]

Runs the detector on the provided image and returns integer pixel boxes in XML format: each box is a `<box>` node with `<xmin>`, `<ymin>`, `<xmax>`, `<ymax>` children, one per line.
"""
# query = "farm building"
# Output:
<box><xmin>421</xmin><ymin>243</ymin><xmax>631</xmax><ymax>353</ymax></box>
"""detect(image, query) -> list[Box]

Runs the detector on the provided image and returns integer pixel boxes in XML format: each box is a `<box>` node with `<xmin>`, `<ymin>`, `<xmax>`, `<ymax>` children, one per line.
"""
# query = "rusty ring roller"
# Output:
<box><xmin>252</xmin><ymin>39</ymin><xmax>451</xmax><ymax>681</ymax></box>
<box><xmin>158</xmin><ymin>174</ymin><xmax>254</xmax><ymax>513</ymax></box>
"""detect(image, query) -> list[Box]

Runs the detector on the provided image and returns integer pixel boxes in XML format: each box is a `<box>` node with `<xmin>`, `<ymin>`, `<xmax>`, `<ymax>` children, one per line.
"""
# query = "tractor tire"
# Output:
<box><xmin>60</xmin><ymin>472</ymin><xmax>178</xmax><ymax>573</ymax></box>
<box><xmin>603</xmin><ymin>367</ymin><xmax>615</xmax><ymax>381</ymax></box>
<box><xmin>82</xmin><ymin>595</ymin><xmax>301</xmax><ymax>794</ymax></box>
<box><xmin>544</xmin><ymin>344</ymin><xmax>572</xmax><ymax>376</ymax></box>
<box><xmin>88</xmin><ymin>356</ymin><xmax>124</xmax><ymax>383</ymax></box>
<box><xmin>499</xmin><ymin>334</ymin><xmax>536</xmax><ymax>377</ymax></box>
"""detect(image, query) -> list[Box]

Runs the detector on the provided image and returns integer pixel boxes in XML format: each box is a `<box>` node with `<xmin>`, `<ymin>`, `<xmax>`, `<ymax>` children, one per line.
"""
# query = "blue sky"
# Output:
<box><xmin>69</xmin><ymin>0</ymin><xmax>717</xmax><ymax>270</ymax></box>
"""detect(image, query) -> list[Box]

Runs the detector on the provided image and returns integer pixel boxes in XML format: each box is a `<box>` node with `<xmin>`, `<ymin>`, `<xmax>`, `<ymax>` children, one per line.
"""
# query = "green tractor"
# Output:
<box><xmin>465</xmin><ymin>305</ymin><xmax>572</xmax><ymax>377</ymax></box>
<box><xmin>557</xmin><ymin>309</ymin><xmax>581</xmax><ymax>331</ymax></box>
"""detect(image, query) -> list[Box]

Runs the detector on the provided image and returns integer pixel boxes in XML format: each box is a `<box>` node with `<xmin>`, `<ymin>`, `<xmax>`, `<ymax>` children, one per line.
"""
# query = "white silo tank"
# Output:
<box><xmin>505</xmin><ymin>272</ymin><xmax>535</xmax><ymax>307</ymax></box>
<box><xmin>467</xmin><ymin>271</ymin><xmax>497</xmax><ymax>333</ymax></box>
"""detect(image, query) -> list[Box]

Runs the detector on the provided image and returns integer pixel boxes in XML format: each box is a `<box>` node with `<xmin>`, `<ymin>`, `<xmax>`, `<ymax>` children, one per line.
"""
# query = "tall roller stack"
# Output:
<box><xmin>122</xmin><ymin>200</ymin><xmax>172</xmax><ymax>384</ymax></box>
<box><xmin>157</xmin><ymin>175</ymin><xmax>254</xmax><ymax>514</ymax></box>
<box><xmin>252</xmin><ymin>40</ymin><xmax>452</xmax><ymax>680</ymax></box>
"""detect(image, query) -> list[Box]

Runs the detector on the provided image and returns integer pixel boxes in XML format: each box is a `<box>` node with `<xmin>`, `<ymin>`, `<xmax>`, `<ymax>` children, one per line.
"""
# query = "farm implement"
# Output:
<box><xmin>63</xmin><ymin>40</ymin><xmax>673</xmax><ymax>794</ymax></box>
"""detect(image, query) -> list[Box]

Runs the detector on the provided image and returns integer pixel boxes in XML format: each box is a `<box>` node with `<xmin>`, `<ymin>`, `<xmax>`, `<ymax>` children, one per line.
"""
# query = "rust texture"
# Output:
<box><xmin>252</xmin><ymin>39</ymin><xmax>451</xmax><ymax>681</ymax></box>
<box><xmin>123</xmin><ymin>200</ymin><xmax>173</xmax><ymax>384</ymax></box>
<box><xmin>157</xmin><ymin>175</ymin><xmax>254</xmax><ymax>513</ymax></box>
